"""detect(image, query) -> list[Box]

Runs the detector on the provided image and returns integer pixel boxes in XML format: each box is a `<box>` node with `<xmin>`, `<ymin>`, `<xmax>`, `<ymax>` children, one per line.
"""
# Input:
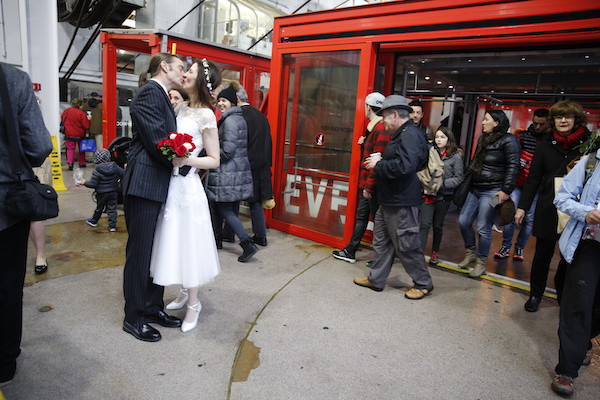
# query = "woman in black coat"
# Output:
<box><xmin>516</xmin><ymin>100</ymin><xmax>589</xmax><ymax>312</ymax></box>
<box><xmin>457</xmin><ymin>110</ymin><xmax>519</xmax><ymax>278</ymax></box>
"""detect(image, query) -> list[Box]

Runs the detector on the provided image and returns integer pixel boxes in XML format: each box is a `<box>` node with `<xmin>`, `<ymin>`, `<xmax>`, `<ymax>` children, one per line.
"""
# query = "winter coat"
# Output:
<box><xmin>84</xmin><ymin>161</ymin><xmax>124</xmax><ymax>194</ymax></box>
<box><xmin>440</xmin><ymin>152</ymin><xmax>464</xmax><ymax>197</ymax></box>
<box><xmin>471</xmin><ymin>133</ymin><xmax>520</xmax><ymax>194</ymax></box>
<box><xmin>61</xmin><ymin>107</ymin><xmax>90</xmax><ymax>139</ymax></box>
<box><xmin>206</xmin><ymin>107</ymin><xmax>253</xmax><ymax>202</ymax></box>
<box><xmin>374</xmin><ymin>119</ymin><xmax>428</xmax><ymax>207</ymax></box>
<box><xmin>518</xmin><ymin>131</ymin><xmax>590</xmax><ymax>241</ymax></box>
<box><xmin>241</xmin><ymin>104</ymin><xmax>273</xmax><ymax>201</ymax></box>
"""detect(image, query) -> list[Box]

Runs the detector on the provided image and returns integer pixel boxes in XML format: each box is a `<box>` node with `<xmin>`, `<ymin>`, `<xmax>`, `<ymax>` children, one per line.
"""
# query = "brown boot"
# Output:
<box><xmin>469</xmin><ymin>256</ymin><xmax>487</xmax><ymax>278</ymax></box>
<box><xmin>458</xmin><ymin>247</ymin><xmax>477</xmax><ymax>268</ymax></box>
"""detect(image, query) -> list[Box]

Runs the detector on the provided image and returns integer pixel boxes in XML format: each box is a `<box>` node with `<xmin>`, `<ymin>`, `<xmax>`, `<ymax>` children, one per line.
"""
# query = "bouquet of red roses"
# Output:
<box><xmin>158</xmin><ymin>132</ymin><xmax>196</xmax><ymax>176</ymax></box>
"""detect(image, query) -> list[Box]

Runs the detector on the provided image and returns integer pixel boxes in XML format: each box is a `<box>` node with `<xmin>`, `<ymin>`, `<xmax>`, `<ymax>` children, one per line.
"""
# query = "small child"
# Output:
<box><xmin>81</xmin><ymin>148</ymin><xmax>124</xmax><ymax>232</ymax></box>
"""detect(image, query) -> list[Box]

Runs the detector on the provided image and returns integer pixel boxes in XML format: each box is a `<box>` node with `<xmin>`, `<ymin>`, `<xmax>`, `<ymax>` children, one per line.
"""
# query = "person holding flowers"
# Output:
<box><xmin>149</xmin><ymin>58</ymin><xmax>222</xmax><ymax>333</ymax></box>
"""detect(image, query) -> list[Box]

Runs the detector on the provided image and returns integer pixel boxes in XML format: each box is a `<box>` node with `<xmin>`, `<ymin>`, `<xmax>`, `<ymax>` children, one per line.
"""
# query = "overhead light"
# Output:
<box><xmin>424</xmin><ymin>76</ymin><xmax>430</xmax><ymax>80</ymax></box>
<box><xmin>421</xmin><ymin>60</ymin><xmax>426</xmax><ymax>64</ymax></box>
<box><xmin>524</xmin><ymin>90</ymin><xmax>528</xmax><ymax>93</ymax></box>
<box><xmin>436</xmin><ymin>81</ymin><xmax>442</xmax><ymax>85</ymax></box>
<box><xmin>408</xmin><ymin>70</ymin><xmax>415</xmax><ymax>75</ymax></box>
<box><xmin>468</xmin><ymin>59</ymin><xmax>472</xmax><ymax>63</ymax></box>
<box><xmin>448</xmin><ymin>85</ymin><xmax>454</xmax><ymax>89</ymax></box>
<box><xmin>584</xmin><ymin>55</ymin><xmax>590</xmax><ymax>59</ymax></box>
<box><xmin>521</xmin><ymin>57</ymin><xmax>526</xmax><ymax>61</ymax></box>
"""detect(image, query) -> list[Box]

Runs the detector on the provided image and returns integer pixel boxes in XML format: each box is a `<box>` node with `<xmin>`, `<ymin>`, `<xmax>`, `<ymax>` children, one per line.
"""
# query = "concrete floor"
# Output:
<box><xmin>1</xmin><ymin>165</ymin><xmax>599</xmax><ymax>400</ymax></box>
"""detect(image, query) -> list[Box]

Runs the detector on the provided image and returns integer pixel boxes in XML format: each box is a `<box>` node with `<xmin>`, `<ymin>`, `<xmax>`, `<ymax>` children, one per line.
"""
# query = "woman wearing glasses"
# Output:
<box><xmin>516</xmin><ymin>101</ymin><xmax>590</xmax><ymax>312</ymax></box>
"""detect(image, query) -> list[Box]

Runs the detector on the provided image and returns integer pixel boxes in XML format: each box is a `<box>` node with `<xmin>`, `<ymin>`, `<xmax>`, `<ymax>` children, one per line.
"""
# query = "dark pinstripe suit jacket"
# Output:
<box><xmin>122</xmin><ymin>80</ymin><xmax>177</xmax><ymax>202</ymax></box>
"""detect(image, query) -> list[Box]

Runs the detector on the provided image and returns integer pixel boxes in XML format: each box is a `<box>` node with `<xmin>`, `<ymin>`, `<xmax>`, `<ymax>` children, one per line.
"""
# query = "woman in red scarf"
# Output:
<box><xmin>516</xmin><ymin>101</ymin><xmax>589</xmax><ymax>312</ymax></box>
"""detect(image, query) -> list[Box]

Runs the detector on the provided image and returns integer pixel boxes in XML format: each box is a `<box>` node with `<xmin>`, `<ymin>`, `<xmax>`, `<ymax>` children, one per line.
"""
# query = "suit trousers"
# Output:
<box><xmin>555</xmin><ymin>240</ymin><xmax>600</xmax><ymax>378</ymax></box>
<box><xmin>368</xmin><ymin>205</ymin><xmax>433</xmax><ymax>290</ymax></box>
<box><xmin>123</xmin><ymin>195</ymin><xmax>165</xmax><ymax>326</ymax></box>
<box><xmin>0</xmin><ymin>220</ymin><xmax>29</xmax><ymax>382</ymax></box>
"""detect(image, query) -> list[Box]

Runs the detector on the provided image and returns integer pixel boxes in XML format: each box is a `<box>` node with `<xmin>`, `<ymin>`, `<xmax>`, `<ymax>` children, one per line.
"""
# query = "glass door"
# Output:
<box><xmin>271</xmin><ymin>50</ymin><xmax>361</xmax><ymax>241</ymax></box>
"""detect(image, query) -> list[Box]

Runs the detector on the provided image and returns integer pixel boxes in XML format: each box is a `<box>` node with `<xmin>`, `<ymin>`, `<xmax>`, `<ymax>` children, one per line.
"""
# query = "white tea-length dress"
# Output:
<box><xmin>150</xmin><ymin>103</ymin><xmax>220</xmax><ymax>287</ymax></box>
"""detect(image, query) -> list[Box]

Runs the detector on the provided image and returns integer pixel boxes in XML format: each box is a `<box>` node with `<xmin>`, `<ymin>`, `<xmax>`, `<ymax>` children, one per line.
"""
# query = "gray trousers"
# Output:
<box><xmin>368</xmin><ymin>205</ymin><xmax>433</xmax><ymax>290</ymax></box>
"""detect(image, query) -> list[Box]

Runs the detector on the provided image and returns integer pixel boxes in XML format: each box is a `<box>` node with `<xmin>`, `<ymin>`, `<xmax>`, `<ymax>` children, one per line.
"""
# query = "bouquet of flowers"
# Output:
<box><xmin>158</xmin><ymin>132</ymin><xmax>196</xmax><ymax>176</ymax></box>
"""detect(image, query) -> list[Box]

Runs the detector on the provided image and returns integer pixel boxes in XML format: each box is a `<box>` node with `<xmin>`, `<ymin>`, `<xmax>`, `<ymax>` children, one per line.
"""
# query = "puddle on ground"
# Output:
<box><xmin>231</xmin><ymin>339</ymin><xmax>260</xmax><ymax>382</ymax></box>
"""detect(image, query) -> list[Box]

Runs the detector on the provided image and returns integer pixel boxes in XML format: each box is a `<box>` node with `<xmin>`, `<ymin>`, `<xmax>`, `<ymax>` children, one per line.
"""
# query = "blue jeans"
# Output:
<box><xmin>458</xmin><ymin>188</ymin><xmax>499</xmax><ymax>259</ymax></box>
<box><xmin>501</xmin><ymin>187</ymin><xmax>537</xmax><ymax>249</ymax></box>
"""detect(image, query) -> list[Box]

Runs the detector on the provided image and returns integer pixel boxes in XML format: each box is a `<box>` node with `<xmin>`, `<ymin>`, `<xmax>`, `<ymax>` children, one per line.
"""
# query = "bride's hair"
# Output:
<box><xmin>192</xmin><ymin>58</ymin><xmax>222</xmax><ymax>109</ymax></box>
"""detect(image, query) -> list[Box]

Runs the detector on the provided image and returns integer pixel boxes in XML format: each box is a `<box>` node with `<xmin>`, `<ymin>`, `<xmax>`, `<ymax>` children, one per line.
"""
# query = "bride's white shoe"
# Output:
<box><xmin>166</xmin><ymin>288</ymin><xmax>188</xmax><ymax>310</ymax></box>
<box><xmin>181</xmin><ymin>302</ymin><xmax>202</xmax><ymax>333</ymax></box>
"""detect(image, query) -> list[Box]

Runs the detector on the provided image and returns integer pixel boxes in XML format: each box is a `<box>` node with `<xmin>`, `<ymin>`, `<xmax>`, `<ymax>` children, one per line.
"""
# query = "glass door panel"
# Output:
<box><xmin>273</xmin><ymin>50</ymin><xmax>360</xmax><ymax>238</ymax></box>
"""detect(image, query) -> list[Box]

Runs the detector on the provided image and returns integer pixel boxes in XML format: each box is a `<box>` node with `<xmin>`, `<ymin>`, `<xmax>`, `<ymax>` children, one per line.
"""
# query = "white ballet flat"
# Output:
<box><xmin>165</xmin><ymin>288</ymin><xmax>188</xmax><ymax>310</ymax></box>
<box><xmin>181</xmin><ymin>302</ymin><xmax>202</xmax><ymax>333</ymax></box>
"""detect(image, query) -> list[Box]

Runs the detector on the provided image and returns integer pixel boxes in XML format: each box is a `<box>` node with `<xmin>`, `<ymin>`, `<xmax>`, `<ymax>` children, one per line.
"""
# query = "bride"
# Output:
<box><xmin>150</xmin><ymin>58</ymin><xmax>222</xmax><ymax>333</ymax></box>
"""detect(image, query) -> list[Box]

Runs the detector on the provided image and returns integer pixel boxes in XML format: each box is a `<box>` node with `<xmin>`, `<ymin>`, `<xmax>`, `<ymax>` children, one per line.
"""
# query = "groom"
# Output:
<box><xmin>121</xmin><ymin>53</ymin><xmax>185</xmax><ymax>342</ymax></box>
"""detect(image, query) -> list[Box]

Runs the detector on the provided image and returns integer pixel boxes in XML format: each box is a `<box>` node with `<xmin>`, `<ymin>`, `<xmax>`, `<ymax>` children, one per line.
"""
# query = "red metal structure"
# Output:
<box><xmin>266</xmin><ymin>0</ymin><xmax>600</xmax><ymax>248</ymax></box>
<box><xmin>100</xmin><ymin>29</ymin><xmax>271</xmax><ymax>147</ymax></box>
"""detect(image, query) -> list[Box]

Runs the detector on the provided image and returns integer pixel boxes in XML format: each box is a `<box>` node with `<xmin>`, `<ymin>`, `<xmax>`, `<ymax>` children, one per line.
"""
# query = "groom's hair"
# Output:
<box><xmin>138</xmin><ymin>53</ymin><xmax>180</xmax><ymax>87</ymax></box>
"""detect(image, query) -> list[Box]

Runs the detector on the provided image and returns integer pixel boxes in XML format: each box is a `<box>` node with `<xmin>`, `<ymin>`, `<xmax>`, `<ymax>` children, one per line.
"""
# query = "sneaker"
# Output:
<box><xmin>332</xmin><ymin>249</ymin><xmax>357</xmax><ymax>264</ymax></box>
<box><xmin>492</xmin><ymin>224</ymin><xmax>503</xmax><ymax>233</ymax></box>
<box><xmin>551</xmin><ymin>374</ymin><xmax>574</xmax><ymax>397</ymax></box>
<box><xmin>513</xmin><ymin>248</ymin><xmax>524</xmax><ymax>261</ymax></box>
<box><xmin>494</xmin><ymin>246</ymin><xmax>510</xmax><ymax>259</ymax></box>
<box><xmin>353</xmin><ymin>277</ymin><xmax>383</xmax><ymax>292</ymax></box>
<box><xmin>582</xmin><ymin>350</ymin><xmax>591</xmax><ymax>366</ymax></box>
<box><xmin>109</xmin><ymin>228</ymin><xmax>116</xmax><ymax>232</ymax></box>
<box><xmin>404</xmin><ymin>287</ymin><xmax>433</xmax><ymax>300</ymax></box>
<box><xmin>366</xmin><ymin>260</ymin><xmax>373</xmax><ymax>268</ymax></box>
<box><xmin>429</xmin><ymin>251</ymin><xmax>439</xmax><ymax>265</ymax></box>
<box><xmin>86</xmin><ymin>218</ymin><xmax>98</xmax><ymax>227</ymax></box>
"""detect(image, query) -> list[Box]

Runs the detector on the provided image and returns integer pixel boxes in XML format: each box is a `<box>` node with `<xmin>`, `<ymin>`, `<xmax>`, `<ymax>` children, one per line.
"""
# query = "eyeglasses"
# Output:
<box><xmin>554</xmin><ymin>115</ymin><xmax>575</xmax><ymax>120</ymax></box>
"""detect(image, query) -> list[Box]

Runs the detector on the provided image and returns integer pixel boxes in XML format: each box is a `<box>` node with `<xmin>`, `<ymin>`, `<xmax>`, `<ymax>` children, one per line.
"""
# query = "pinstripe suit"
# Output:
<box><xmin>122</xmin><ymin>80</ymin><xmax>176</xmax><ymax>326</ymax></box>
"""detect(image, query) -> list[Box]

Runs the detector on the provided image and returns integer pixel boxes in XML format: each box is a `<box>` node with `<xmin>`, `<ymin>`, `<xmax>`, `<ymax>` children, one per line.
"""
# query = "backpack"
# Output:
<box><xmin>417</xmin><ymin>145</ymin><xmax>445</xmax><ymax>195</ymax></box>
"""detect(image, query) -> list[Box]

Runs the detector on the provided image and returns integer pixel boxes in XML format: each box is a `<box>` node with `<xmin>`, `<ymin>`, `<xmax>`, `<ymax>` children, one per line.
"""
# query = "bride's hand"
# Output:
<box><xmin>172</xmin><ymin>157</ymin><xmax>188</xmax><ymax>168</ymax></box>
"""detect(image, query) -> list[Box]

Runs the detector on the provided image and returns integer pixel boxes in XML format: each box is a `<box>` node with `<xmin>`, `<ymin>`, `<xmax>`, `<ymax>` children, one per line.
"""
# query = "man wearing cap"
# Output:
<box><xmin>333</xmin><ymin>92</ymin><xmax>390</xmax><ymax>263</ymax></box>
<box><xmin>354</xmin><ymin>95</ymin><xmax>434</xmax><ymax>299</ymax></box>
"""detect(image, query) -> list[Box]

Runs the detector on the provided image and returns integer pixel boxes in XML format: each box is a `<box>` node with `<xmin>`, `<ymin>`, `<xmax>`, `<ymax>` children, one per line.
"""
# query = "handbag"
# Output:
<box><xmin>80</xmin><ymin>135</ymin><xmax>97</xmax><ymax>152</ymax></box>
<box><xmin>452</xmin><ymin>170</ymin><xmax>472</xmax><ymax>208</ymax></box>
<box><xmin>0</xmin><ymin>65</ymin><xmax>59</xmax><ymax>221</ymax></box>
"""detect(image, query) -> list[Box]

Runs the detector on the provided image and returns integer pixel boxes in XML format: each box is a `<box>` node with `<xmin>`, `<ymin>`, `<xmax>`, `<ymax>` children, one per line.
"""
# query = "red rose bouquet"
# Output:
<box><xmin>158</xmin><ymin>132</ymin><xmax>196</xmax><ymax>176</ymax></box>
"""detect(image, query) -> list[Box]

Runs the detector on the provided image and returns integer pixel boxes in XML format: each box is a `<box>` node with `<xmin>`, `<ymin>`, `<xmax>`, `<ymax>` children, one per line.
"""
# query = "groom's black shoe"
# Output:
<box><xmin>123</xmin><ymin>321</ymin><xmax>161</xmax><ymax>342</ymax></box>
<box><xmin>146</xmin><ymin>311</ymin><xmax>182</xmax><ymax>328</ymax></box>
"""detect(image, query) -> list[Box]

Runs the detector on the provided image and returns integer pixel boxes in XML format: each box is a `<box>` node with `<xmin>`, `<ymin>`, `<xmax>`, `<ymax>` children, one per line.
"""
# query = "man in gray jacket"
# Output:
<box><xmin>0</xmin><ymin>62</ymin><xmax>53</xmax><ymax>386</ymax></box>
<box><xmin>354</xmin><ymin>95</ymin><xmax>434</xmax><ymax>300</ymax></box>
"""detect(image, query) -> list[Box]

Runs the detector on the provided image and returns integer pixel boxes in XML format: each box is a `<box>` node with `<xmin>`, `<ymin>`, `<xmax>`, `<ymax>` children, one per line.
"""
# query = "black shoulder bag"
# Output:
<box><xmin>1</xmin><ymin>66</ymin><xmax>59</xmax><ymax>221</ymax></box>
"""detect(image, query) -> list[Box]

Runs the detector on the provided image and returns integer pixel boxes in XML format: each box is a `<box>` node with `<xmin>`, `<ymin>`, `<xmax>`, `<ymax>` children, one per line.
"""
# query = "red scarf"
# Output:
<box><xmin>553</xmin><ymin>126</ymin><xmax>586</xmax><ymax>151</ymax></box>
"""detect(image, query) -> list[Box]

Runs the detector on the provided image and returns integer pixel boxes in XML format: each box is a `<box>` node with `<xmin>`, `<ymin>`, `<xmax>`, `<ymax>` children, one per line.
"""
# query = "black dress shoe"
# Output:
<box><xmin>123</xmin><ymin>321</ymin><xmax>161</xmax><ymax>342</ymax></box>
<box><xmin>524</xmin><ymin>296</ymin><xmax>542</xmax><ymax>312</ymax></box>
<box><xmin>252</xmin><ymin>235</ymin><xmax>267</xmax><ymax>246</ymax></box>
<box><xmin>146</xmin><ymin>311</ymin><xmax>182</xmax><ymax>328</ymax></box>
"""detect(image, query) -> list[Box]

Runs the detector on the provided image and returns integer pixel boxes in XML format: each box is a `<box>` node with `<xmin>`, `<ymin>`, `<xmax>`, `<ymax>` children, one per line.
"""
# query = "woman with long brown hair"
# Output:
<box><xmin>150</xmin><ymin>58</ymin><xmax>223</xmax><ymax>333</ymax></box>
<box><xmin>419</xmin><ymin>126</ymin><xmax>464</xmax><ymax>264</ymax></box>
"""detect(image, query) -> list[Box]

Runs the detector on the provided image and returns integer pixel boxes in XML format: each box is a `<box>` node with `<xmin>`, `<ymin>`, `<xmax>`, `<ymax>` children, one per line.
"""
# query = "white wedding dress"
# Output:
<box><xmin>150</xmin><ymin>103</ymin><xmax>220</xmax><ymax>287</ymax></box>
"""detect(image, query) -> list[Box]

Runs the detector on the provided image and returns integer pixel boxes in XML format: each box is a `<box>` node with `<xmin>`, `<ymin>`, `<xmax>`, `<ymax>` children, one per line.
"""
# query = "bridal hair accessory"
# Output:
<box><xmin>201</xmin><ymin>58</ymin><xmax>212</xmax><ymax>91</ymax></box>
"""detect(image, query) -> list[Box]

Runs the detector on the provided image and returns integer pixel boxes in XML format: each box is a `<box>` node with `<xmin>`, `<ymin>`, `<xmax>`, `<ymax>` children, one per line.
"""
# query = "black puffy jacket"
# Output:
<box><xmin>471</xmin><ymin>133</ymin><xmax>520</xmax><ymax>194</ymax></box>
<box><xmin>84</xmin><ymin>161</ymin><xmax>124</xmax><ymax>193</ymax></box>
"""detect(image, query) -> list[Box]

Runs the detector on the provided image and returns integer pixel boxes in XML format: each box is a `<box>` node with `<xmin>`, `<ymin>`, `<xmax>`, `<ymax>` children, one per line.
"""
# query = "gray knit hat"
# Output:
<box><xmin>93</xmin><ymin>148</ymin><xmax>111</xmax><ymax>164</ymax></box>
